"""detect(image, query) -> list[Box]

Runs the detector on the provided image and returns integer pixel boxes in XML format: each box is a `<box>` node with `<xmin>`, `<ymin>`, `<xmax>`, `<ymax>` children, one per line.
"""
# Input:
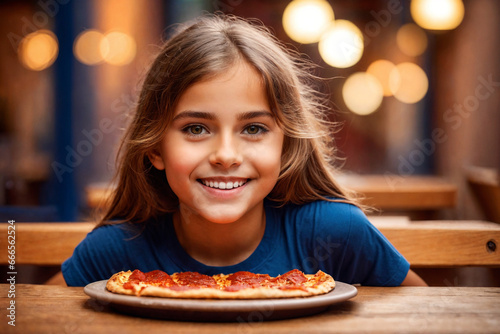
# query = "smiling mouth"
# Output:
<box><xmin>198</xmin><ymin>179</ymin><xmax>248</xmax><ymax>190</ymax></box>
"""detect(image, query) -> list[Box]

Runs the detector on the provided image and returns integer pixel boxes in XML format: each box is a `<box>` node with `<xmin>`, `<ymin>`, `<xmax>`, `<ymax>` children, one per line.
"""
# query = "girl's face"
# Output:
<box><xmin>150</xmin><ymin>60</ymin><xmax>284</xmax><ymax>224</ymax></box>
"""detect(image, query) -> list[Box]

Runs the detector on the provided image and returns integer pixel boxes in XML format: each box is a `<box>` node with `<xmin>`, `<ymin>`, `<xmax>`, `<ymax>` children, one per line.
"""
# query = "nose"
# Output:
<box><xmin>209</xmin><ymin>132</ymin><xmax>242</xmax><ymax>168</ymax></box>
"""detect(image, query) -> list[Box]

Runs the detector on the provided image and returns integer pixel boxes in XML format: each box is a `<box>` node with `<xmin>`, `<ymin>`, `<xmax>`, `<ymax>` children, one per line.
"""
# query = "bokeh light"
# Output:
<box><xmin>411</xmin><ymin>0</ymin><xmax>465</xmax><ymax>30</ymax></box>
<box><xmin>367</xmin><ymin>59</ymin><xmax>397</xmax><ymax>97</ymax></box>
<box><xmin>101</xmin><ymin>31</ymin><xmax>136</xmax><ymax>66</ymax></box>
<box><xmin>18</xmin><ymin>30</ymin><xmax>58</xmax><ymax>71</ymax></box>
<box><xmin>74</xmin><ymin>30</ymin><xmax>136</xmax><ymax>66</ymax></box>
<box><xmin>282</xmin><ymin>0</ymin><xmax>334</xmax><ymax>44</ymax></box>
<box><xmin>396</xmin><ymin>23</ymin><xmax>428</xmax><ymax>57</ymax></box>
<box><xmin>319</xmin><ymin>20</ymin><xmax>364</xmax><ymax>68</ymax></box>
<box><xmin>343</xmin><ymin>72</ymin><xmax>383</xmax><ymax>115</ymax></box>
<box><xmin>74</xmin><ymin>30</ymin><xmax>106</xmax><ymax>65</ymax></box>
<box><xmin>389</xmin><ymin>62</ymin><xmax>429</xmax><ymax>104</ymax></box>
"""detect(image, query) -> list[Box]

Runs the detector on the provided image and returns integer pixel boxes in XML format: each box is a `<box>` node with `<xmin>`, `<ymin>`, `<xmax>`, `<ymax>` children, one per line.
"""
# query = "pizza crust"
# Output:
<box><xmin>106</xmin><ymin>270</ymin><xmax>136</xmax><ymax>295</ymax></box>
<box><xmin>106</xmin><ymin>270</ymin><xmax>335</xmax><ymax>299</ymax></box>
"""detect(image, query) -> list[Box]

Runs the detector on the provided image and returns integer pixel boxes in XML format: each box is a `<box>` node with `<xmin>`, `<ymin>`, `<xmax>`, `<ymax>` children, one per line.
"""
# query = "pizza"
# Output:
<box><xmin>106</xmin><ymin>269</ymin><xmax>335</xmax><ymax>299</ymax></box>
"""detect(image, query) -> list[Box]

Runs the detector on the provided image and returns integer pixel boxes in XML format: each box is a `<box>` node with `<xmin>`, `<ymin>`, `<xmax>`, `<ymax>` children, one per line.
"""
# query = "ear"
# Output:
<box><xmin>147</xmin><ymin>149</ymin><xmax>166</xmax><ymax>170</ymax></box>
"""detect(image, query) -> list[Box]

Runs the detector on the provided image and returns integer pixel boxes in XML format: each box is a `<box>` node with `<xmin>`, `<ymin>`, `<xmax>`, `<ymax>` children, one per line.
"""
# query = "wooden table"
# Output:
<box><xmin>1</xmin><ymin>284</ymin><xmax>499</xmax><ymax>333</ymax></box>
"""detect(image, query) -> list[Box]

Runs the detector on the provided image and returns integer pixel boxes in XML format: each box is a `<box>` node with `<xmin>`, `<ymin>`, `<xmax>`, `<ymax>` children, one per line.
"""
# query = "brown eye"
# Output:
<box><xmin>246</xmin><ymin>125</ymin><xmax>261</xmax><ymax>135</ymax></box>
<box><xmin>182</xmin><ymin>124</ymin><xmax>208</xmax><ymax>137</ymax></box>
<box><xmin>189</xmin><ymin>125</ymin><xmax>204</xmax><ymax>135</ymax></box>
<box><xmin>244</xmin><ymin>124</ymin><xmax>269</xmax><ymax>136</ymax></box>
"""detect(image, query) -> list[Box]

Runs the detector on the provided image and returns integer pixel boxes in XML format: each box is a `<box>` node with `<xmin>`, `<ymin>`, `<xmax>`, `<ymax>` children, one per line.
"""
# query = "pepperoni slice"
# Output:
<box><xmin>174</xmin><ymin>272</ymin><xmax>217</xmax><ymax>288</ymax></box>
<box><xmin>144</xmin><ymin>270</ymin><xmax>174</xmax><ymax>284</ymax></box>
<box><xmin>128</xmin><ymin>269</ymin><xmax>146</xmax><ymax>281</ymax></box>
<box><xmin>270</xmin><ymin>269</ymin><xmax>307</xmax><ymax>285</ymax></box>
<box><xmin>227</xmin><ymin>271</ymin><xmax>271</xmax><ymax>287</ymax></box>
<box><xmin>124</xmin><ymin>269</ymin><xmax>175</xmax><ymax>289</ymax></box>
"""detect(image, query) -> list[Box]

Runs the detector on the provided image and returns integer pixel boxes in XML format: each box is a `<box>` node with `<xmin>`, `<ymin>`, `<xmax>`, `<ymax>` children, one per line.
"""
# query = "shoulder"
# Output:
<box><xmin>266</xmin><ymin>199</ymin><xmax>370</xmax><ymax>244</ymax></box>
<box><xmin>82</xmin><ymin>218</ymin><xmax>172</xmax><ymax>254</ymax></box>
<box><xmin>91</xmin><ymin>216</ymin><xmax>170</xmax><ymax>239</ymax></box>
<box><xmin>62</xmin><ymin>217</ymin><xmax>171</xmax><ymax>286</ymax></box>
<box><xmin>88</xmin><ymin>221</ymin><xmax>145</xmax><ymax>239</ymax></box>
<box><xmin>74</xmin><ymin>223</ymin><xmax>141</xmax><ymax>253</ymax></box>
<box><xmin>63</xmin><ymin>222</ymin><xmax>146</xmax><ymax>269</ymax></box>
<box><xmin>280</xmin><ymin>200</ymin><xmax>385</xmax><ymax>254</ymax></box>
<box><xmin>273</xmin><ymin>199</ymin><xmax>366</xmax><ymax>226</ymax></box>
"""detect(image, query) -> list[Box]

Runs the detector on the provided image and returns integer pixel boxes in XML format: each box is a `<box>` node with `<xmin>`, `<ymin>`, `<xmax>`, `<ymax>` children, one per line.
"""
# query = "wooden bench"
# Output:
<box><xmin>337</xmin><ymin>174</ymin><xmax>457</xmax><ymax>211</ymax></box>
<box><xmin>86</xmin><ymin>175</ymin><xmax>458</xmax><ymax>211</ymax></box>
<box><xmin>1</xmin><ymin>219</ymin><xmax>499</xmax><ymax>269</ymax></box>
<box><xmin>369</xmin><ymin>216</ymin><xmax>500</xmax><ymax>267</ymax></box>
<box><xmin>466</xmin><ymin>166</ymin><xmax>500</xmax><ymax>224</ymax></box>
<box><xmin>0</xmin><ymin>222</ymin><xmax>93</xmax><ymax>266</ymax></box>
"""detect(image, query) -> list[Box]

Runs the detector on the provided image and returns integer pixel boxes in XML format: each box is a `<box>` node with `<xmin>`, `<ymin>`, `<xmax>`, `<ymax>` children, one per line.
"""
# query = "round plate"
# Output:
<box><xmin>84</xmin><ymin>280</ymin><xmax>357</xmax><ymax>322</ymax></box>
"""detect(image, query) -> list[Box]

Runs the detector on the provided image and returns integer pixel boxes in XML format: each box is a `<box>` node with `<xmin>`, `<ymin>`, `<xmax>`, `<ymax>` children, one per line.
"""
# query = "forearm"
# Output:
<box><xmin>401</xmin><ymin>269</ymin><xmax>428</xmax><ymax>286</ymax></box>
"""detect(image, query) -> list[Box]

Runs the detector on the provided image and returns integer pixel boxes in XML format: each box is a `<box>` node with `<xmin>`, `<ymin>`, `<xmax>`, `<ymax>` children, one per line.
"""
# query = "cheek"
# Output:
<box><xmin>161</xmin><ymin>141</ymin><xmax>201</xmax><ymax>185</ymax></box>
<box><xmin>163</xmin><ymin>153</ymin><xmax>197</xmax><ymax>180</ymax></box>
<box><xmin>163</xmin><ymin>154</ymin><xmax>197</xmax><ymax>201</ymax></box>
<box><xmin>248</xmin><ymin>140</ymin><xmax>283</xmax><ymax>179</ymax></box>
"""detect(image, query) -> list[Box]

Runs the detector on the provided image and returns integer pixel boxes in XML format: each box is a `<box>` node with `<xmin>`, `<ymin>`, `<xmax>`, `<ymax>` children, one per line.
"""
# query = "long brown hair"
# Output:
<box><xmin>97</xmin><ymin>14</ymin><xmax>360</xmax><ymax>227</ymax></box>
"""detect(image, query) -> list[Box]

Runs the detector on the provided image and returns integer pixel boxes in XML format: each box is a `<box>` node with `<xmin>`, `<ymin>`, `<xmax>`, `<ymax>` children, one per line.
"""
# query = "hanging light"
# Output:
<box><xmin>101</xmin><ymin>31</ymin><xmax>136</xmax><ymax>66</ymax></box>
<box><xmin>18</xmin><ymin>30</ymin><xmax>58</xmax><ymax>71</ymax></box>
<box><xmin>282</xmin><ymin>0</ymin><xmax>334</xmax><ymax>44</ymax></box>
<box><xmin>318</xmin><ymin>20</ymin><xmax>364</xmax><ymax>68</ymax></box>
<box><xmin>396</xmin><ymin>23</ymin><xmax>428</xmax><ymax>56</ymax></box>
<box><xmin>74</xmin><ymin>29</ymin><xmax>107</xmax><ymax>65</ymax></box>
<box><xmin>74</xmin><ymin>30</ymin><xmax>137</xmax><ymax>66</ymax></box>
<box><xmin>367</xmin><ymin>59</ymin><xmax>397</xmax><ymax>97</ymax></box>
<box><xmin>343</xmin><ymin>72</ymin><xmax>383</xmax><ymax>115</ymax></box>
<box><xmin>389</xmin><ymin>62</ymin><xmax>429</xmax><ymax>104</ymax></box>
<box><xmin>411</xmin><ymin>0</ymin><xmax>465</xmax><ymax>30</ymax></box>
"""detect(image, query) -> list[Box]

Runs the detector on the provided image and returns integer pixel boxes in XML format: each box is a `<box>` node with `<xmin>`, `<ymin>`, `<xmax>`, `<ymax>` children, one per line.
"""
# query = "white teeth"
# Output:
<box><xmin>202</xmin><ymin>180</ymin><xmax>245</xmax><ymax>189</ymax></box>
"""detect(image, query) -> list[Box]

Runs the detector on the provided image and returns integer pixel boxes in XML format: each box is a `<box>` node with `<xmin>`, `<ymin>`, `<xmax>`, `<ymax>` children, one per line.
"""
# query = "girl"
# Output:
<box><xmin>63</xmin><ymin>14</ymin><xmax>425</xmax><ymax>287</ymax></box>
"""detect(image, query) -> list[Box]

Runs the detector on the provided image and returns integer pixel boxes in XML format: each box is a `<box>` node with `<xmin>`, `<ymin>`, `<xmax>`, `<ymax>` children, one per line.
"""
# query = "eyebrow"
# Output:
<box><xmin>237</xmin><ymin>110</ymin><xmax>274</xmax><ymax>121</ymax></box>
<box><xmin>172</xmin><ymin>110</ymin><xmax>274</xmax><ymax>122</ymax></box>
<box><xmin>172</xmin><ymin>111</ymin><xmax>216</xmax><ymax>121</ymax></box>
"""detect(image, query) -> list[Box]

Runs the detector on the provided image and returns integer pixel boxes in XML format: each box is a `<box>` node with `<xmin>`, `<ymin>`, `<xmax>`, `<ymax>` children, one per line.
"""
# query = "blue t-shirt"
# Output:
<box><xmin>62</xmin><ymin>200</ymin><xmax>409</xmax><ymax>287</ymax></box>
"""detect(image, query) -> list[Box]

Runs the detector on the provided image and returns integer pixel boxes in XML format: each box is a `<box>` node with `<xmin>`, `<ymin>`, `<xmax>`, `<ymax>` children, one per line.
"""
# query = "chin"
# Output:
<box><xmin>205</xmin><ymin>214</ymin><xmax>242</xmax><ymax>225</ymax></box>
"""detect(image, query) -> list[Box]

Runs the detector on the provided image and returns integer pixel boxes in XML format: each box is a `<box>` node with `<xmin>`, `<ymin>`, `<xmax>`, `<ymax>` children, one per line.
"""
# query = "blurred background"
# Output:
<box><xmin>0</xmin><ymin>0</ymin><xmax>499</xmax><ymax>223</ymax></box>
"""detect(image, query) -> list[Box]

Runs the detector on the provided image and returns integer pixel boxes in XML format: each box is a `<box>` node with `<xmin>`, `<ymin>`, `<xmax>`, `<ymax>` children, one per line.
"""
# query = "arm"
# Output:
<box><xmin>401</xmin><ymin>269</ymin><xmax>428</xmax><ymax>286</ymax></box>
<box><xmin>45</xmin><ymin>271</ymin><xmax>66</xmax><ymax>286</ymax></box>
